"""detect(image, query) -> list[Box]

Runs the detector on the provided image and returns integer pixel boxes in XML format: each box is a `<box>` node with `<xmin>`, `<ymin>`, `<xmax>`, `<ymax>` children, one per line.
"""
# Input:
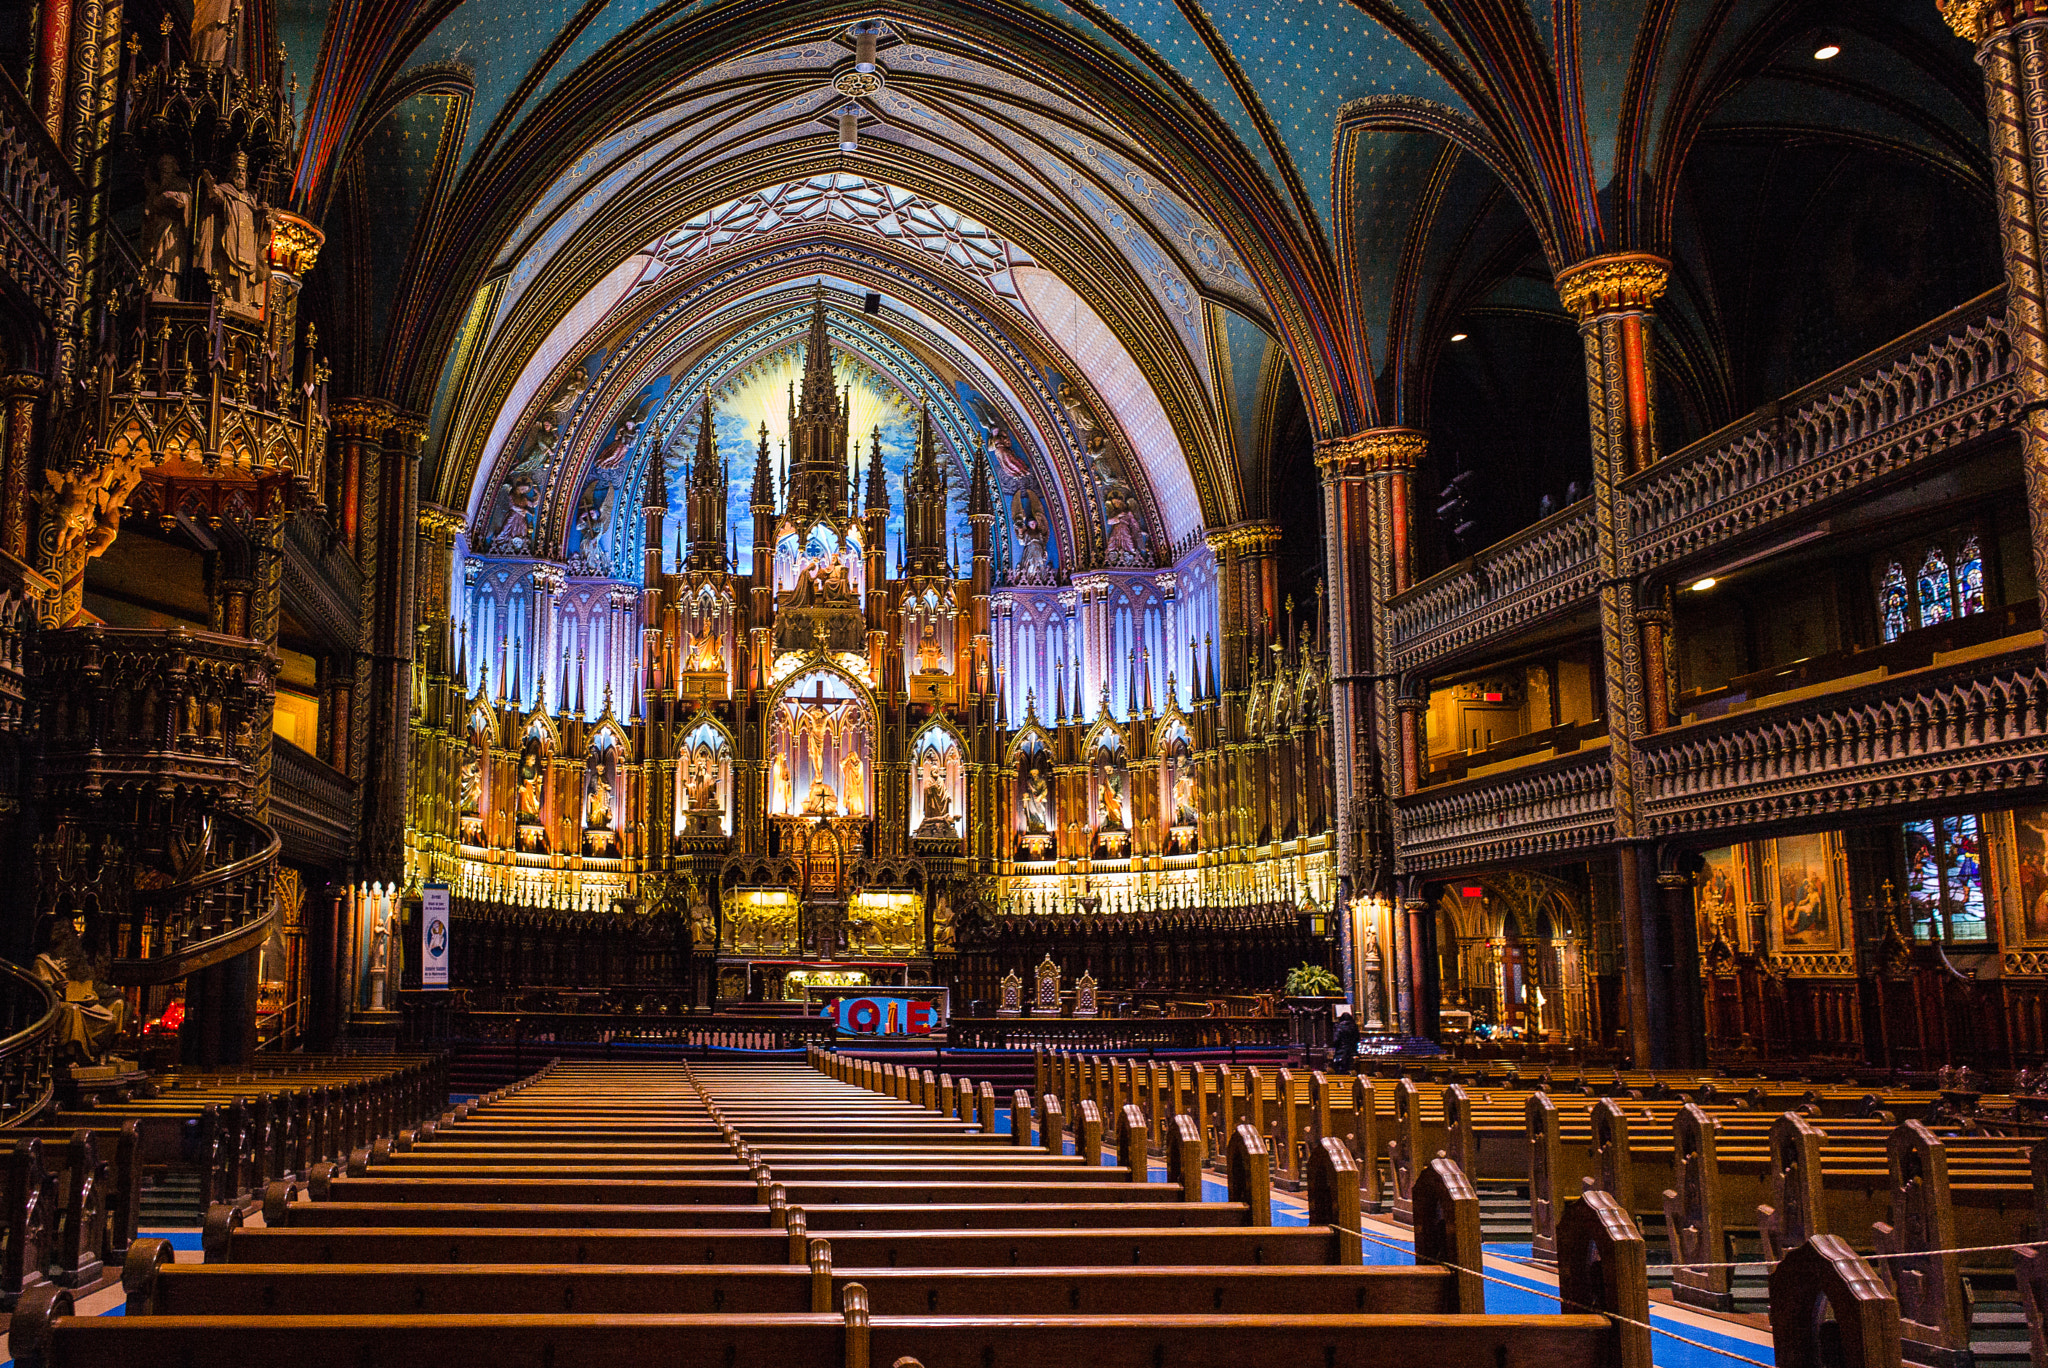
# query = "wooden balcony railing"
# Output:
<box><xmin>270</xmin><ymin>737</ymin><xmax>355</xmax><ymax>866</ymax></box>
<box><xmin>1395</xmin><ymin>748</ymin><xmax>1616</xmax><ymax>874</ymax></box>
<box><xmin>1396</xmin><ymin>642</ymin><xmax>2048</xmax><ymax>869</ymax></box>
<box><xmin>1637</xmin><ymin>642</ymin><xmax>2048</xmax><ymax>840</ymax></box>
<box><xmin>1386</xmin><ymin>501</ymin><xmax>1598</xmax><ymax>674</ymax></box>
<box><xmin>1626</xmin><ymin>288</ymin><xmax>2015</xmax><ymax>577</ymax></box>
<box><xmin>1387</xmin><ymin>289</ymin><xmax>2013</xmax><ymax>675</ymax></box>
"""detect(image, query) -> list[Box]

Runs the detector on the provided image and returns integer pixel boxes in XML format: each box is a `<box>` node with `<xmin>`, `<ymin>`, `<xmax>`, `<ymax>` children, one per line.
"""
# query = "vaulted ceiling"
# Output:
<box><xmin>277</xmin><ymin>0</ymin><xmax>1999</xmax><ymax>573</ymax></box>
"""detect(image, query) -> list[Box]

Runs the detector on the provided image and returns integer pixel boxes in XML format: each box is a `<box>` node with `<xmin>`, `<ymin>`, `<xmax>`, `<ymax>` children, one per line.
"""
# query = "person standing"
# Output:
<box><xmin>1330</xmin><ymin>1006</ymin><xmax>1360</xmax><ymax>1074</ymax></box>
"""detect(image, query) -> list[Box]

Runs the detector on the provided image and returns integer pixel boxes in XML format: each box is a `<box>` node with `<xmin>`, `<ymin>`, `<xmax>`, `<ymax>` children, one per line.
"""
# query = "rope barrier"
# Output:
<box><xmin>1339</xmin><ymin>1220</ymin><xmax>1777</xmax><ymax>1368</ymax></box>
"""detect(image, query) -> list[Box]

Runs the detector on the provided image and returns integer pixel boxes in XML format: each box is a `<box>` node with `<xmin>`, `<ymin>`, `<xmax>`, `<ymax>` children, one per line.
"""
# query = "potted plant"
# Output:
<box><xmin>1283</xmin><ymin>963</ymin><xmax>1342</xmax><ymax>998</ymax></box>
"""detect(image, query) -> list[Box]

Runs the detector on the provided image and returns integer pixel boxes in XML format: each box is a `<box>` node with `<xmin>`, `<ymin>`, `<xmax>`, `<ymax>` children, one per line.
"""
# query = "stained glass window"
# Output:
<box><xmin>1879</xmin><ymin>563</ymin><xmax>1910</xmax><ymax>644</ymax></box>
<box><xmin>1917</xmin><ymin>549</ymin><xmax>1953</xmax><ymax>629</ymax></box>
<box><xmin>1902</xmin><ymin>818</ymin><xmax>1941</xmax><ymax>939</ymax></box>
<box><xmin>1957</xmin><ymin>536</ymin><xmax>1986</xmax><ymax>618</ymax></box>
<box><xmin>1942</xmin><ymin>814</ymin><xmax>1987</xmax><ymax>940</ymax></box>
<box><xmin>1901</xmin><ymin>813</ymin><xmax>1990</xmax><ymax>942</ymax></box>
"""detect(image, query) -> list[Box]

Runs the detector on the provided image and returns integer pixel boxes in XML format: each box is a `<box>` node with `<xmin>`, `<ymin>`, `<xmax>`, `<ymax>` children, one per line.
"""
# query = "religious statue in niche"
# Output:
<box><xmin>686</xmin><ymin>754</ymin><xmax>721</xmax><ymax>811</ymax></box>
<box><xmin>801</xmin><ymin>723</ymin><xmax>839</xmax><ymax>817</ymax></box>
<box><xmin>458</xmin><ymin>749</ymin><xmax>482</xmax><ymax>815</ymax></box>
<box><xmin>840</xmin><ymin>750</ymin><xmax>866</xmax><ymax>819</ymax></box>
<box><xmin>771</xmin><ymin>752</ymin><xmax>793</xmax><ymax>815</ymax></box>
<box><xmin>516</xmin><ymin>738</ymin><xmax>545</xmax><ymax>821</ymax></box>
<box><xmin>1165</xmin><ymin>731</ymin><xmax>1199</xmax><ymax>855</ymax></box>
<box><xmin>142</xmin><ymin>155</ymin><xmax>194</xmax><ymax>301</ymax></box>
<box><xmin>1097</xmin><ymin>762</ymin><xmax>1125</xmax><ymax>830</ymax></box>
<box><xmin>582</xmin><ymin>739</ymin><xmax>618</xmax><ymax>855</ymax></box>
<box><xmin>916</xmin><ymin>745</ymin><xmax>957</xmax><ymax>839</ymax></box>
<box><xmin>1093</xmin><ymin>450</ymin><xmax>1149</xmax><ymax>566</ymax></box>
<box><xmin>368</xmin><ymin>903</ymin><xmax>392</xmax><ymax>1011</ymax></box>
<box><xmin>1011</xmin><ymin>485</ymin><xmax>1053</xmax><ymax>581</ymax></box>
<box><xmin>915</xmin><ymin>614</ymin><xmax>945</xmax><ymax>673</ymax></box>
<box><xmin>932</xmin><ymin>888</ymin><xmax>956</xmax><ymax>952</ymax></box>
<box><xmin>198</xmin><ymin>152</ymin><xmax>268</xmax><ymax>315</ymax></box>
<box><xmin>488</xmin><ymin>449</ymin><xmax>547</xmax><ymax>554</ymax></box>
<box><xmin>516</xmin><ymin>732</ymin><xmax>548</xmax><ymax>854</ymax></box>
<box><xmin>1021</xmin><ymin>759</ymin><xmax>1053</xmax><ymax>834</ymax></box>
<box><xmin>566</xmin><ymin>472</ymin><xmax>616</xmax><ymax>576</ymax></box>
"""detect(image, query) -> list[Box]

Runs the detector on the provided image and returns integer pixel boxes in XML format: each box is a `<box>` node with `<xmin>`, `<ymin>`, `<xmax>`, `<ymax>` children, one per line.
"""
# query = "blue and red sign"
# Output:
<box><xmin>819</xmin><ymin>995</ymin><xmax>939</xmax><ymax>1036</ymax></box>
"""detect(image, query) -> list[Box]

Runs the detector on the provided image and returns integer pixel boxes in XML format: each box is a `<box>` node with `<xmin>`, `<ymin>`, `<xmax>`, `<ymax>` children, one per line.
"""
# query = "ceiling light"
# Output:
<box><xmin>856</xmin><ymin>28</ymin><xmax>878</xmax><ymax>73</ymax></box>
<box><xmin>1812</xmin><ymin>35</ymin><xmax>1840</xmax><ymax>59</ymax></box>
<box><xmin>1689</xmin><ymin>576</ymin><xmax>1717</xmax><ymax>592</ymax></box>
<box><xmin>839</xmin><ymin>107</ymin><xmax>858</xmax><ymax>151</ymax></box>
<box><xmin>1450</xmin><ymin>332</ymin><xmax>1468</xmax><ymax>342</ymax></box>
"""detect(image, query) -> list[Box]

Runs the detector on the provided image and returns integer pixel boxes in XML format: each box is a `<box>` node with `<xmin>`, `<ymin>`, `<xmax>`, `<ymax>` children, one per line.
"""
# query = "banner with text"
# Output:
<box><xmin>422</xmin><ymin>884</ymin><xmax>450</xmax><ymax>988</ymax></box>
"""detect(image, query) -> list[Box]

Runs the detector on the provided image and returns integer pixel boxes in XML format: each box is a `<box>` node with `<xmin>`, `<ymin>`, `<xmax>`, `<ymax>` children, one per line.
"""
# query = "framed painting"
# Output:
<box><xmin>1694</xmin><ymin>845</ymin><xmax>1752</xmax><ymax>952</ymax></box>
<box><xmin>1991</xmin><ymin>807</ymin><xmax>2048</xmax><ymax>945</ymax></box>
<box><xmin>1765</xmin><ymin>832</ymin><xmax>1847</xmax><ymax>954</ymax></box>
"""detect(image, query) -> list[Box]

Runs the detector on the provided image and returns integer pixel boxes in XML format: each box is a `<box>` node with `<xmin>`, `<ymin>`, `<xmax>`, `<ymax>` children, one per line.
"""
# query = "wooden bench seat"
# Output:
<box><xmin>317</xmin><ymin>1177</ymin><xmax>1187</xmax><ymax>1206</ymax></box>
<box><xmin>125</xmin><ymin>1257</ymin><xmax>1477</xmax><ymax>1317</ymax></box>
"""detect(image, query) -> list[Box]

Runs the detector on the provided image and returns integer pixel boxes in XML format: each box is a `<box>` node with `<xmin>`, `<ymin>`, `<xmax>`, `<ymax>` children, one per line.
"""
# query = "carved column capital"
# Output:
<box><xmin>266</xmin><ymin>211</ymin><xmax>325</xmax><ymax>277</ymax></box>
<box><xmin>1315</xmin><ymin>427</ymin><xmax>1426</xmax><ymax>480</ymax></box>
<box><xmin>0</xmin><ymin>375</ymin><xmax>47</xmax><ymax>403</ymax></box>
<box><xmin>1203</xmin><ymin>520</ymin><xmax>1281</xmax><ymax>556</ymax></box>
<box><xmin>330</xmin><ymin>398</ymin><xmax>394</xmax><ymax>442</ymax></box>
<box><xmin>418</xmin><ymin>505</ymin><xmax>466</xmax><ymax>541</ymax></box>
<box><xmin>1941</xmin><ymin>0</ymin><xmax>2048</xmax><ymax>44</ymax></box>
<box><xmin>1555</xmin><ymin>253</ymin><xmax>1670</xmax><ymax>322</ymax></box>
<box><xmin>387</xmin><ymin>412</ymin><xmax>429</xmax><ymax>452</ymax></box>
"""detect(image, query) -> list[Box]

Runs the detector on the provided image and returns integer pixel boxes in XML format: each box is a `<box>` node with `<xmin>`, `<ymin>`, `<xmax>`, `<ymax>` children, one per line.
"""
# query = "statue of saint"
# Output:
<box><xmin>458</xmin><ymin>751</ymin><xmax>482</xmax><ymax>814</ymax></box>
<box><xmin>1097</xmin><ymin>761</ymin><xmax>1125</xmax><ymax>831</ymax></box>
<box><xmin>823</xmin><ymin>551</ymin><xmax>851</xmax><ymax>599</ymax></box>
<box><xmin>771</xmin><ymin>753</ymin><xmax>791</xmax><ymax>813</ymax></box>
<box><xmin>516</xmin><ymin>742</ymin><xmax>544</xmax><ymax>821</ymax></box>
<box><xmin>191</xmin><ymin>0</ymin><xmax>239</xmax><ymax>65</ymax></box>
<box><xmin>686</xmin><ymin>755</ymin><xmax>720</xmax><ymax>810</ymax></box>
<box><xmin>1021</xmin><ymin>760</ymin><xmax>1052</xmax><ymax>834</ymax></box>
<box><xmin>840</xmin><ymin>750</ymin><xmax>865</xmax><ymax>817</ymax></box>
<box><xmin>922</xmin><ymin>757</ymin><xmax>952</xmax><ymax>823</ymax></box>
<box><xmin>585</xmin><ymin>772</ymin><xmax>614</xmax><ymax>829</ymax></box>
<box><xmin>198</xmin><ymin>154</ymin><xmax>267</xmax><ymax>314</ymax></box>
<box><xmin>916</xmin><ymin>616</ymin><xmax>944</xmax><ymax>673</ymax></box>
<box><xmin>142</xmin><ymin>155</ymin><xmax>193</xmax><ymax>301</ymax></box>
<box><xmin>35</xmin><ymin>912</ymin><xmax>129</xmax><ymax>1066</ymax></box>
<box><xmin>368</xmin><ymin>907</ymin><xmax>391</xmax><ymax>1011</ymax></box>
<box><xmin>1172</xmin><ymin>766</ymin><xmax>1199</xmax><ymax>827</ymax></box>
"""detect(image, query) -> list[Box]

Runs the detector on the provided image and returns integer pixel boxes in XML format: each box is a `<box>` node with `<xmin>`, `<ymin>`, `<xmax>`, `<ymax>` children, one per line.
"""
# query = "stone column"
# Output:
<box><xmin>1315</xmin><ymin>428</ymin><xmax>1423</xmax><ymax>1027</ymax></box>
<box><xmin>1557</xmin><ymin>251</ymin><xmax>1670</xmax><ymax>1065</ymax></box>
<box><xmin>0</xmin><ymin>376</ymin><xmax>44</xmax><ymax>563</ymax></box>
<box><xmin>414</xmin><ymin>508</ymin><xmax>464</xmax><ymax>727</ymax></box>
<box><xmin>362</xmin><ymin>409</ymin><xmax>418</xmax><ymax>878</ymax></box>
<box><xmin>1944</xmin><ymin>0</ymin><xmax>2048</xmax><ymax>636</ymax></box>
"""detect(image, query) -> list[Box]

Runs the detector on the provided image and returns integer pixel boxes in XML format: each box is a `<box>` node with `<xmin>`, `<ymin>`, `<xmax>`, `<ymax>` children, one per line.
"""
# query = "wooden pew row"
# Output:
<box><xmin>108</xmin><ymin>1055</ymin><xmax>1906</xmax><ymax>1368</ymax></box>
<box><xmin>0</xmin><ymin>1054</ymin><xmax>457</xmax><ymax>1309</ymax></box>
